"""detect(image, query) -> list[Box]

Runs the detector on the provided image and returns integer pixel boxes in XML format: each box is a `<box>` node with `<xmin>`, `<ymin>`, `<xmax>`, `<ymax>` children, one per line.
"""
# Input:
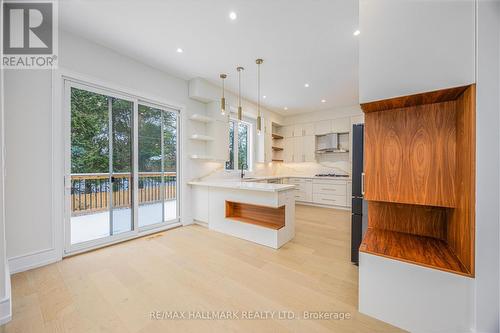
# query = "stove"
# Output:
<box><xmin>315</xmin><ymin>173</ymin><xmax>350</xmax><ymax>178</ymax></box>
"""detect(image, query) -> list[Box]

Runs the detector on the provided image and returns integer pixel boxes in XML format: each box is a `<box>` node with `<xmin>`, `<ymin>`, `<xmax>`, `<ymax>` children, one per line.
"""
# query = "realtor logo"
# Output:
<box><xmin>2</xmin><ymin>1</ymin><xmax>58</xmax><ymax>69</ymax></box>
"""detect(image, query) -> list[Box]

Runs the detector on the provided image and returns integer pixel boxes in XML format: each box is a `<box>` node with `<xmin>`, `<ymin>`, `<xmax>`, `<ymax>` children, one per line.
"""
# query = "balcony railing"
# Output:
<box><xmin>71</xmin><ymin>172</ymin><xmax>177</xmax><ymax>216</ymax></box>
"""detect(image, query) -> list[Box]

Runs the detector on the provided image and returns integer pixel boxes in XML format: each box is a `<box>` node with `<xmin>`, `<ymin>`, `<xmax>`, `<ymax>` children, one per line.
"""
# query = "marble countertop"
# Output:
<box><xmin>188</xmin><ymin>180</ymin><xmax>296</xmax><ymax>192</ymax></box>
<box><xmin>242</xmin><ymin>175</ymin><xmax>352</xmax><ymax>181</ymax></box>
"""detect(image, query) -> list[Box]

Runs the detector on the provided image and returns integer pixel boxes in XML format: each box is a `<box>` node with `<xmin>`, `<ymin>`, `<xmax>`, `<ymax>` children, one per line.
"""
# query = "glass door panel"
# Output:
<box><xmin>70</xmin><ymin>86</ymin><xmax>134</xmax><ymax>245</ymax></box>
<box><xmin>70</xmin><ymin>87</ymin><xmax>111</xmax><ymax>244</ymax></box>
<box><xmin>163</xmin><ymin>110</ymin><xmax>178</xmax><ymax>222</ymax></box>
<box><xmin>138</xmin><ymin>105</ymin><xmax>163</xmax><ymax>227</ymax></box>
<box><xmin>111</xmin><ymin>97</ymin><xmax>133</xmax><ymax>235</ymax></box>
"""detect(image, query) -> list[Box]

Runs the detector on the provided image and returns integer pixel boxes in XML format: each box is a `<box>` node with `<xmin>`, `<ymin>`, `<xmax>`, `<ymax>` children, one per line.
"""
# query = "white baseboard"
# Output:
<box><xmin>0</xmin><ymin>264</ymin><xmax>11</xmax><ymax>325</ymax></box>
<box><xmin>8</xmin><ymin>248</ymin><xmax>61</xmax><ymax>274</ymax></box>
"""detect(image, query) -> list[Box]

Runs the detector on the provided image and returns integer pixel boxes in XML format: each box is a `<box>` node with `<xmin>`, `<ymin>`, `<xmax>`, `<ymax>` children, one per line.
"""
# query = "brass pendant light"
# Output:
<box><xmin>220</xmin><ymin>74</ymin><xmax>227</xmax><ymax>116</ymax></box>
<box><xmin>256</xmin><ymin>58</ymin><xmax>263</xmax><ymax>135</ymax></box>
<box><xmin>237</xmin><ymin>66</ymin><xmax>244</xmax><ymax>121</ymax></box>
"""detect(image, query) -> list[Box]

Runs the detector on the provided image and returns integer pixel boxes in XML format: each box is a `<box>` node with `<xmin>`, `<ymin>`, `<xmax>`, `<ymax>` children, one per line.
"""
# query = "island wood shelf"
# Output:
<box><xmin>360</xmin><ymin>228</ymin><xmax>469</xmax><ymax>276</ymax></box>
<box><xmin>361</xmin><ymin>84</ymin><xmax>476</xmax><ymax>277</ymax></box>
<box><xmin>225</xmin><ymin>201</ymin><xmax>285</xmax><ymax>230</ymax></box>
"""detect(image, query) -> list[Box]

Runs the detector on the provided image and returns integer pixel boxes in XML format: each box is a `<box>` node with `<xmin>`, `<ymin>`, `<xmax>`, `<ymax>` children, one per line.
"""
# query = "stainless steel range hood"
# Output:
<box><xmin>316</xmin><ymin>133</ymin><xmax>349</xmax><ymax>153</ymax></box>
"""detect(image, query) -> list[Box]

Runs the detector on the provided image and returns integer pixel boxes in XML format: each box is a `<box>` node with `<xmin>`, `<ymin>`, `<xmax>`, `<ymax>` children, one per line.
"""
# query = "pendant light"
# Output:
<box><xmin>256</xmin><ymin>58</ymin><xmax>263</xmax><ymax>135</ymax></box>
<box><xmin>237</xmin><ymin>66</ymin><xmax>244</xmax><ymax>121</ymax></box>
<box><xmin>220</xmin><ymin>74</ymin><xmax>227</xmax><ymax>116</ymax></box>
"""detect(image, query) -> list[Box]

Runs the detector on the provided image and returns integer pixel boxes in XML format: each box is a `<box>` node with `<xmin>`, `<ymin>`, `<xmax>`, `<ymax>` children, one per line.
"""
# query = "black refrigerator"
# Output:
<box><xmin>351</xmin><ymin>124</ymin><xmax>367</xmax><ymax>264</ymax></box>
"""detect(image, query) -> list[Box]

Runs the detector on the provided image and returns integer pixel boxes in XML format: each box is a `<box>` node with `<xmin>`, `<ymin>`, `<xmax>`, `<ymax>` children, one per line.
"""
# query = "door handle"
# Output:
<box><xmin>361</xmin><ymin>172</ymin><xmax>365</xmax><ymax>195</ymax></box>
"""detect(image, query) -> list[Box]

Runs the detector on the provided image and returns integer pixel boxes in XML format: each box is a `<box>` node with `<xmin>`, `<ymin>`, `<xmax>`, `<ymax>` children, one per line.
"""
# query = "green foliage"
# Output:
<box><xmin>71</xmin><ymin>88</ymin><xmax>177</xmax><ymax>175</ymax></box>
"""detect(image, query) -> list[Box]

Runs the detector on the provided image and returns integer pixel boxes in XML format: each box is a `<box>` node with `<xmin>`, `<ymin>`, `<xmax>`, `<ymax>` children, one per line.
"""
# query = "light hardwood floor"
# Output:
<box><xmin>3</xmin><ymin>205</ymin><xmax>404</xmax><ymax>333</ymax></box>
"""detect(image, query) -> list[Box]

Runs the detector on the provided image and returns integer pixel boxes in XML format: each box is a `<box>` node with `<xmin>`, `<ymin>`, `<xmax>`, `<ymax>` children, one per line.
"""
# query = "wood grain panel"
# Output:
<box><xmin>364</xmin><ymin>101</ymin><xmax>456</xmax><ymax>207</ymax></box>
<box><xmin>360</xmin><ymin>85</ymin><xmax>468</xmax><ymax>113</ymax></box>
<box><xmin>368</xmin><ymin>201</ymin><xmax>448</xmax><ymax>239</ymax></box>
<box><xmin>447</xmin><ymin>84</ymin><xmax>476</xmax><ymax>276</ymax></box>
<box><xmin>225</xmin><ymin>201</ymin><xmax>285</xmax><ymax>230</ymax></box>
<box><xmin>360</xmin><ymin>228</ymin><xmax>468</xmax><ymax>276</ymax></box>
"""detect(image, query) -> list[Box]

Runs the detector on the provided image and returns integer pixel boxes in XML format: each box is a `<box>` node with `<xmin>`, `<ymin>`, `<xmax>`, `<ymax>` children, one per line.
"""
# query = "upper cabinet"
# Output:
<box><xmin>331</xmin><ymin>117</ymin><xmax>350</xmax><ymax>133</ymax></box>
<box><xmin>314</xmin><ymin>121</ymin><xmax>331</xmax><ymax>136</ymax></box>
<box><xmin>359</xmin><ymin>0</ymin><xmax>475</xmax><ymax>103</ymax></box>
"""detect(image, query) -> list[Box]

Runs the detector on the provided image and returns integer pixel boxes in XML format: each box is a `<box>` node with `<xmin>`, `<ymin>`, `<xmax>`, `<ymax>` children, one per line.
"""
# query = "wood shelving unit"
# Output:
<box><xmin>272</xmin><ymin>146</ymin><xmax>283</xmax><ymax>151</ymax></box>
<box><xmin>225</xmin><ymin>201</ymin><xmax>285</xmax><ymax>230</ymax></box>
<box><xmin>272</xmin><ymin>133</ymin><xmax>283</xmax><ymax>140</ymax></box>
<box><xmin>360</xmin><ymin>85</ymin><xmax>476</xmax><ymax>277</ymax></box>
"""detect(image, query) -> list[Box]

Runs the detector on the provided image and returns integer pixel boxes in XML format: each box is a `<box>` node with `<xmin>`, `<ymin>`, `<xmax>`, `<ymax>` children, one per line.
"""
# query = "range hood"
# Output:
<box><xmin>316</xmin><ymin>133</ymin><xmax>349</xmax><ymax>153</ymax></box>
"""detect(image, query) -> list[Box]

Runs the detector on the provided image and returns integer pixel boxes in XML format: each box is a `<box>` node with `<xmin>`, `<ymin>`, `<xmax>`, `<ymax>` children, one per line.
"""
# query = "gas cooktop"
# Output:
<box><xmin>315</xmin><ymin>173</ymin><xmax>350</xmax><ymax>178</ymax></box>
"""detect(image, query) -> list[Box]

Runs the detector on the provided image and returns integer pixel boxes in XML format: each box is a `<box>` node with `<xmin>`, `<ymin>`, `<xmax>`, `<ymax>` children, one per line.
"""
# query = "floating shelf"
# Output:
<box><xmin>190</xmin><ymin>134</ymin><xmax>214</xmax><ymax>141</ymax></box>
<box><xmin>189</xmin><ymin>154</ymin><xmax>214</xmax><ymax>160</ymax></box>
<box><xmin>189</xmin><ymin>114</ymin><xmax>214</xmax><ymax>123</ymax></box>
<box><xmin>272</xmin><ymin>133</ymin><xmax>283</xmax><ymax>139</ymax></box>
<box><xmin>272</xmin><ymin>159</ymin><xmax>284</xmax><ymax>162</ymax></box>
<box><xmin>360</xmin><ymin>228</ymin><xmax>469</xmax><ymax>276</ymax></box>
<box><xmin>272</xmin><ymin>146</ymin><xmax>284</xmax><ymax>151</ymax></box>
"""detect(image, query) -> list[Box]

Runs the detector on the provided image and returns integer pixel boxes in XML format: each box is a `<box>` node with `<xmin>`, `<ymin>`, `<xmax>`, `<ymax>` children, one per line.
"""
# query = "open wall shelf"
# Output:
<box><xmin>360</xmin><ymin>85</ymin><xmax>476</xmax><ymax>277</ymax></box>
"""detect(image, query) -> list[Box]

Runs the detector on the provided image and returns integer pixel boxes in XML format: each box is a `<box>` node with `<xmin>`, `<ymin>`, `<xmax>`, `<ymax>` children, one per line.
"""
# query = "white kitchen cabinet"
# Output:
<box><xmin>293</xmin><ymin>136</ymin><xmax>304</xmax><ymax>162</ymax></box>
<box><xmin>283</xmin><ymin>126</ymin><xmax>295</xmax><ymax>138</ymax></box>
<box><xmin>303</xmin><ymin>135</ymin><xmax>316</xmax><ymax>162</ymax></box>
<box><xmin>346</xmin><ymin>181</ymin><xmax>352</xmax><ymax>208</ymax></box>
<box><xmin>359</xmin><ymin>0</ymin><xmax>475</xmax><ymax>103</ymax></box>
<box><xmin>302</xmin><ymin>123</ymin><xmax>315</xmax><ymax>136</ymax></box>
<box><xmin>293</xmin><ymin>124</ymin><xmax>303</xmax><ymax>137</ymax></box>
<box><xmin>331</xmin><ymin>117</ymin><xmax>350</xmax><ymax>133</ymax></box>
<box><xmin>289</xmin><ymin>178</ymin><xmax>313</xmax><ymax>202</ymax></box>
<box><xmin>312</xmin><ymin>179</ymin><xmax>348</xmax><ymax>207</ymax></box>
<box><xmin>283</xmin><ymin>137</ymin><xmax>294</xmax><ymax>163</ymax></box>
<box><xmin>314</xmin><ymin>120</ymin><xmax>332</xmax><ymax>135</ymax></box>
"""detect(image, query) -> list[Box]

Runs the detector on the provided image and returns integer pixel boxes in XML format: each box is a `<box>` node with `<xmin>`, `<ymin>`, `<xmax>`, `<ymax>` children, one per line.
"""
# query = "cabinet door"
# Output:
<box><xmin>346</xmin><ymin>181</ymin><xmax>352</xmax><ymax>208</ymax></box>
<box><xmin>283</xmin><ymin>126</ymin><xmax>295</xmax><ymax>138</ymax></box>
<box><xmin>293</xmin><ymin>124</ymin><xmax>303</xmax><ymax>137</ymax></box>
<box><xmin>264</xmin><ymin>119</ymin><xmax>273</xmax><ymax>163</ymax></box>
<box><xmin>293</xmin><ymin>137</ymin><xmax>304</xmax><ymax>162</ymax></box>
<box><xmin>303</xmin><ymin>135</ymin><xmax>316</xmax><ymax>162</ymax></box>
<box><xmin>314</xmin><ymin>120</ymin><xmax>332</xmax><ymax>135</ymax></box>
<box><xmin>302</xmin><ymin>123</ymin><xmax>315</xmax><ymax>136</ymax></box>
<box><xmin>331</xmin><ymin>117</ymin><xmax>350</xmax><ymax>133</ymax></box>
<box><xmin>283</xmin><ymin>137</ymin><xmax>294</xmax><ymax>163</ymax></box>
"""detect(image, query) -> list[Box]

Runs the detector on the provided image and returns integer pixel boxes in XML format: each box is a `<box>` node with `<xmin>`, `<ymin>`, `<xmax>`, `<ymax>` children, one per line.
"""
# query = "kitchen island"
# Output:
<box><xmin>188</xmin><ymin>180</ymin><xmax>296</xmax><ymax>249</ymax></box>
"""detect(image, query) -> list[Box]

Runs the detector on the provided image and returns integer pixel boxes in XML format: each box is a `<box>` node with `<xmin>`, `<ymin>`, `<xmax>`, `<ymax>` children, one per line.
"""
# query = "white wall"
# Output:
<box><xmin>359</xmin><ymin>0</ymin><xmax>475</xmax><ymax>102</ymax></box>
<box><xmin>475</xmin><ymin>1</ymin><xmax>500</xmax><ymax>332</ymax></box>
<box><xmin>0</xmin><ymin>3</ymin><xmax>12</xmax><ymax>319</ymax></box>
<box><xmin>3</xmin><ymin>30</ymin><xmax>213</xmax><ymax>272</ymax></box>
<box><xmin>281</xmin><ymin>105</ymin><xmax>362</xmax><ymax>126</ymax></box>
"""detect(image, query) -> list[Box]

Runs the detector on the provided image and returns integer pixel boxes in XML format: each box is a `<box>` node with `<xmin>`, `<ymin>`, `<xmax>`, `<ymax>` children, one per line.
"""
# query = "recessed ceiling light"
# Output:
<box><xmin>284</xmin><ymin>107</ymin><xmax>288</xmax><ymax>110</ymax></box>
<box><xmin>229</xmin><ymin>12</ymin><xmax>237</xmax><ymax>20</ymax></box>
<box><xmin>353</xmin><ymin>30</ymin><xmax>360</xmax><ymax>36</ymax></box>
<box><xmin>176</xmin><ymin>48</ymin><xmax>183</xmax><ymax>53</ymax></box>
<box><xmin>304</xmin><ymin>83</ymin><xmax>310</xmax><ymax>88</ymax></box>
<box><xmin>263</xmin><ymin>95</ymin><xmax>266</xmax><ymax>99</ymax></box>
<box><xmin>321</xmin><ymin>99</ymin><xmax>326</xmax><ymax>103</ymax></box>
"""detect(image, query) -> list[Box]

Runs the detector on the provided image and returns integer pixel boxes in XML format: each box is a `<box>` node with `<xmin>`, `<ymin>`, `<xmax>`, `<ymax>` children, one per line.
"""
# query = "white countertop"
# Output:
<box><xmin>188</xmin><ymin>180</ymin><xmax>296</xmax><ymax>192</ymax></box>
<box><xmin>242</xmin><ymin>175</ymin><xmax>352</xmax><ymax>181</ymax></box>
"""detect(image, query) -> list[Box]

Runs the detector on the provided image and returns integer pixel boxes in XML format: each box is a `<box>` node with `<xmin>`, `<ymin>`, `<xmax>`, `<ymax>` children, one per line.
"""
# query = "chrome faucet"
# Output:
<box><xmin>240</xmin><ymin>164</ymin><xmax>247</xmax><ymax>179</ymax></box>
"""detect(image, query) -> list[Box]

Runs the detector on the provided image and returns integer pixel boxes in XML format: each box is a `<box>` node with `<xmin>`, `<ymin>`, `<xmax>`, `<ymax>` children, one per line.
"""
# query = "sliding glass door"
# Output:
<box><xmin>66</xmin><ymin>80</ymin><xmax>179</xmax><ymax>252</ymax></box>
<box><xmin>138</xmin><ymin>104</ymin><xmax>178</xmax><ymax>228</ymax></box>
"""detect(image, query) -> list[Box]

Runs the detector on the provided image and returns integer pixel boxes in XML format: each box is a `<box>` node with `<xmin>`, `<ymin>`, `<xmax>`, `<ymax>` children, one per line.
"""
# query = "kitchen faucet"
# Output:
<box><xmin>240</xmin><ymin>164</ymin><xmax>247</xmax><ymax>179</ymax></box>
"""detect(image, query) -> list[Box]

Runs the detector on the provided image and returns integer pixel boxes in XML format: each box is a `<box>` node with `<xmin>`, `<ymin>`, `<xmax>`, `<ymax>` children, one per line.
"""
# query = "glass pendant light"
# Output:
<box><xmin>237</xmin><ymin>66</ymin><xmax>244</xmax><ymax>121</ymax></box>
<box><xmin>256</xmin><ymin>59</ymin><xmax>263</xmax><ymax>135</ymax></box>
<box><xmin>220</xmin><ymin>74</ymin><xmax>227</xmax><ymax>116</ymax></box>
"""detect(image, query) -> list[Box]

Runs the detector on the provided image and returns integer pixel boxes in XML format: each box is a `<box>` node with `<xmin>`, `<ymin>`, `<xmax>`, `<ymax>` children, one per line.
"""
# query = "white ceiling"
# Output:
<box><xmin>60</xmin><ymin>0</ymin><xmax>359</xmax><ymax>115</ymax></box>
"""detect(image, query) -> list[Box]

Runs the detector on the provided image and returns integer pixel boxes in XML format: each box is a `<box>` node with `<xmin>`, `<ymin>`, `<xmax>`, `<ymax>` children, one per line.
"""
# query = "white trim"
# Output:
<box><xmin>295</xmin><ymin>202</ymin><xmax>351</xmax><ymax>211</ymax></box>
<box><xmin>8</xmin><ymin>247</ymin><xmax>60</xmax><ymax>274</ymax></box>
<box><xmin>64</xmin><ymin>221</ymin><xmax>181</xmax><ymax>257</ymax></box>
<box><xmin>59</xmin><ymin>70</ymin><xmax>183</xmax><ymax>255</ymax></box>
<box><xmin>0</xmin><ymin>264</ymin><xmax>11</xmax><ymax>325</ymax></box>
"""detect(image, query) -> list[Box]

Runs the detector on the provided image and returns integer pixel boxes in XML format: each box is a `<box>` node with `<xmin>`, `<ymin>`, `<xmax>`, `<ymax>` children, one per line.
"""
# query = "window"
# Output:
<box><xmin>226</xmin><ymin>119</ymin><xmax>251</xmax><ymax>171</ymax></box>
